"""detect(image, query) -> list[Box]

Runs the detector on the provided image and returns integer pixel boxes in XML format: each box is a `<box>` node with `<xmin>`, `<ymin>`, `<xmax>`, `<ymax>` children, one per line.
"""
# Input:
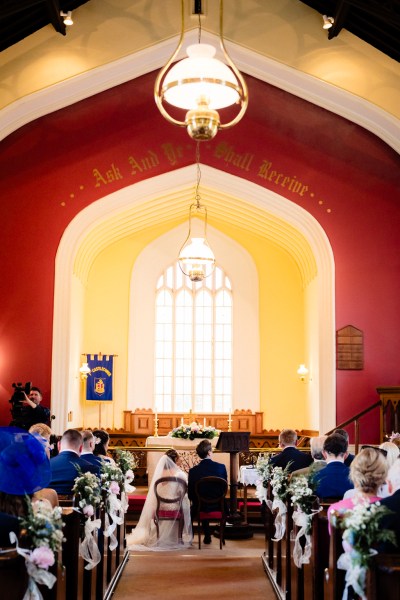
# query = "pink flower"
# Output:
<box><xmin>125</xmin><ymin>469</ymin><xmax>134</xmax><ymax>481</ymax></box>
<box><xmin>83</xmin><ymin>504</ymin><xmax>94</xmax><ymax>517</ymax></box>
<box><xmin>30</xmin><ymin>546</ymin><xmax>55</xmax><ymax>569</ymax></box>
<box><xmin>109</xmin><ymin>481</ymin><xmax>120</xmax><ymax>494</ymax></box>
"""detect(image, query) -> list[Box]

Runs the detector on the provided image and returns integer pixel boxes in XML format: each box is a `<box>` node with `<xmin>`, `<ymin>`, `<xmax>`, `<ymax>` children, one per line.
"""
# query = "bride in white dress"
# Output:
<box><xmin>128</xmin><ymin>449</ymin><xmax>193</xmax><ymax>550</ymax></box>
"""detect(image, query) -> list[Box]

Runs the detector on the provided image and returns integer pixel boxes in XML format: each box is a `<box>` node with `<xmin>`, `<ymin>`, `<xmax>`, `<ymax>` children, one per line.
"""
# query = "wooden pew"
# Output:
<box><xmin>0</xmin><ymin>549</ymin><xmax>29</xmax><ymax>600</ymax></box>
<box><xmin>366</xmin><ymin>554</ymin><xmax>400</xmax><ymax>599</ymax></box>
<box><xmin>262</xmin><ymin>484</ymin><xmax>292</xmax><ymax>599</ymax></box>
<box><xmin>323</xmin><ymin>510</ymin><xmax>346</xmax><ymax>600</ymax></box>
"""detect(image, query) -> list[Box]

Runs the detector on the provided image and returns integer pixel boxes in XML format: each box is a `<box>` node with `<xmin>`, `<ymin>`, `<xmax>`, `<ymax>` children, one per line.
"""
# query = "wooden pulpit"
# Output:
<box><xmin>216</xmin><ymin>431</ymin><xmax>253</xmax><ymax>539</ymax></box>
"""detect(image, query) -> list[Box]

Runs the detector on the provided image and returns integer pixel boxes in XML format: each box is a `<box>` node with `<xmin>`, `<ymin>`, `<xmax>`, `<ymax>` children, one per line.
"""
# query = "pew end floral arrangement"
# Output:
<box><xmin>171</xmin><ymin>422</ymin><xmax>220</xmax><ymax>440</ymax></box>
<box><xmin>287</xmin><ymin>473</ymin><xmax>319</xmax><ymax>567</ymax></box>
<box><xmin>255</xmin><ymin>454</ymin><xmax>273</xmax><ymax>503</ymax></box>
<box><xmin>13</xmin><ymin>498</ymin><xmax>64</xmax><ymax>597</ymax></box>
<box><xmin>72</xmin><ymin>470</ymin><xmax>103</xmax><ymax>570</ymax></box>
<box><xmin>114</xmin><ymin>449</ymin><xmax>137</xmax><ymax>493</ymax></box>
<box><xmin>331</xmin><ymin>500</ymin><xmax>396</xmax><ymax>599</ymax></box>
<box><xmin>100</xmin><ymin>462</ymin><xmax>125</xmax><ymax>550</ymax></box>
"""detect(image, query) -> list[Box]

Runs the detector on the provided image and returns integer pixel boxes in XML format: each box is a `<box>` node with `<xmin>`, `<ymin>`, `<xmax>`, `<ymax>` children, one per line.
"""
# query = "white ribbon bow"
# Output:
<box><xmin>337</xmin><ymin>549</ymin><xmax>376</xmax><ymax>600</ymax></box>
<box><xmin>291</xmin><ymin>508</ymin><xmax>313</xmax><ymax>568</ymax></box>
<box><xmin>104</xmin><ymin>493</ymin><xmax>123</xmax><ymax>550</ymax></box>
<box><xmin>79</xmin><ymin>516</ymin><xmax>101</xmax><ymax>570</ymax></box>
<box><xmin>271</xmin><ymin>497</ymin><xmax>287</xmax><ymax>541</ymax></box>
<box><xmin>9</xmin><ymin>532</ymin><xmax>57</xmax><ymax>600</ymax></box>
<box><xmin>255</xmin><ymin>481</ymin><xmax>267</xmax><ymax>504</ymax></box>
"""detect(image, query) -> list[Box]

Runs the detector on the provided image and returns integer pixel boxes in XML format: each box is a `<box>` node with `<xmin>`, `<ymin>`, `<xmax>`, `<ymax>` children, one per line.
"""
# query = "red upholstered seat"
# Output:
<box><xmin>238</xmin><ymin>501</ymin><xmax>260</xmax><ymax>509</ymax></box>
<box><xmin>199</xmin><ymin>511</ymin><xmax>223</xmax><ymax>520</ymax></box>
<box><xmin>158</xmin><ymin>510</ymin><xmax>182</xmax><ymax>519</ymax></box>
<box><xmin>127</xmin><ymin>494</ymin><xmax>147</xmax><ymax>511</ymax></box>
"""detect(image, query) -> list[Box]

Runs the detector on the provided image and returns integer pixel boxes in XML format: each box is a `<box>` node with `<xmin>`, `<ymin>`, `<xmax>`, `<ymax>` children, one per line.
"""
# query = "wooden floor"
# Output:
<box><xmin>113</xmin><ymin>532</ymin><xmax>276</xmax><ymax>600</ymax></box>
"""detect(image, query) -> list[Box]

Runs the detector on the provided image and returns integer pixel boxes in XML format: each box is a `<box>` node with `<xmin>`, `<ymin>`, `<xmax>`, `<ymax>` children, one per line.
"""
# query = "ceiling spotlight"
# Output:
<box><xmin>322</xmin><ymin>15</ymin><xmax>334</xmax><ymax>30</ymax></box>
<box><xmin>60</xmin><ymin>11</ymin><xmax>73</xmax><ymax>26</ymax></box>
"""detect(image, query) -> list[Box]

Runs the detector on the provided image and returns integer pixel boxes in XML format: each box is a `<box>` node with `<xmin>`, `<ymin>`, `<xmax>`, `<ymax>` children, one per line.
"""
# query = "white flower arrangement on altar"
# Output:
<box><xmin>11</xmin><ymin>499</ymin><xmax>64</xmax><ymax>599</ymax></box>
<box><xmin>171</xmin><ymin>422</ymin><xmax>220</xmax><ymax>440</ymax></box>
<box><xmin>331</xmin><ymin>501</ymin><xmax>396</xmax><ymax>599</ymax></box>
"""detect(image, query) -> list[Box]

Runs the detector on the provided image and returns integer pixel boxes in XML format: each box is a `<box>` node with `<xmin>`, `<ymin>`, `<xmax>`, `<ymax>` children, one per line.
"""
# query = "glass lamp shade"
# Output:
<box><xmin>178</xmin><ymin>237</ymin><xmax>216</xmax><ymax>282</ymax></box>
<box><xmin>297</xmin><ymin>364</ymin><xmax>309</xmax><ymax>380</ymax></box>
<box><xmin>162</xmin><ymin>44</ymin><xmax>241</xmax><ymax>110</ymax></box>
<box><xmin>79</xmin><ymin>362</ymin><xmax>91</xmax><ymax>378</ymax></box>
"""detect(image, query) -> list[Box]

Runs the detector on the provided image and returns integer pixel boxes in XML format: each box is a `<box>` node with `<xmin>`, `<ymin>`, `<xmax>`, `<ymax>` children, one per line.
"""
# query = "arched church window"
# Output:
<box><xmin>155</xmin><ymin>262</ymin><xmax>232</xmax><ymax>413</ymax></box>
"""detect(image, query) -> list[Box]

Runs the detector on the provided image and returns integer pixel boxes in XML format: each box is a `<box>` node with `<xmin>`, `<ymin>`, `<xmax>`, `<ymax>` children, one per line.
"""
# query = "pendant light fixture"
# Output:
<box><xmin>154</xmin><ymin>0</ymin><xmax>248</xmax><ymax>141</ymax></box>
<box><xmin>178</xmin><ymin>143</ymin><xmax>216</xmax><ymax>282</ymax></box>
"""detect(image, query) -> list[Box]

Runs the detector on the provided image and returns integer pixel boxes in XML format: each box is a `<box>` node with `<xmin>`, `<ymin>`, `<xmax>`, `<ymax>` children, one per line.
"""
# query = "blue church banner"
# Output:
<box><xmin>86</xmin><ymin>354</ymin><xmax>113</xmax><ymax>401</ymax></box>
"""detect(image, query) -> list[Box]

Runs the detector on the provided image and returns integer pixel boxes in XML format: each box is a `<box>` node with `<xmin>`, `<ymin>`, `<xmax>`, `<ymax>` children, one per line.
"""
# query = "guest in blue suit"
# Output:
<box><xmin>50</xmin><ymin>429</ymin><xmax>100</xmax><ymax>495</ymax></box>
<box><xmin>188</xmin><ymin>439</ymin><xmax>228</xmax><ymax>544</ymax></box>
<box><xmin>314</xmin><ymin>433</ymin><xmax>353</xmax><ymax>499</ymax></box>
<box><xmin>80</xmin><ymin>430</ymin><xmax>103</xmax><ymax>467</ymax></box>
<box><xmin>270</xmin><ymin>429</ymin><xmax>313</xmax><ymax>472</ymax></box>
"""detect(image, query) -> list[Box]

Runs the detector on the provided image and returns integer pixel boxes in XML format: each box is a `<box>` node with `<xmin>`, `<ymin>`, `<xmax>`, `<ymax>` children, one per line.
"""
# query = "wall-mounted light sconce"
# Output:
<box><xmin>154</xmin><ymin>0</ymin><xmax>248</xmax><ymax>141</ymax></box>
<box><xmin>79</xmin><ymin>362</ymin><xmax>91</xmax><ymax>380</ymax></box>
<box><xmin>60</xmin><ymin>11</ymin><xmax>73</xmax><ymax>26</ymax></box>
<box><xmin>322</xmin><ymin>15</ymin><xmax>334</xmax><ymax>30</ymax></box>
<box><xmin>297</xmin><ymin>364</ymin><xmax>309</xmax><ymax>382</ymax></box>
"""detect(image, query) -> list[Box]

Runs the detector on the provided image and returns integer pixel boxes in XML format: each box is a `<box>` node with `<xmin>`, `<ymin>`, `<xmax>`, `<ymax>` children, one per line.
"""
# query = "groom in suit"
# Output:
<box><xmin>188</xmin><ymin>439</ymin><xmax>228</xmax><ymax>544</ymax></box>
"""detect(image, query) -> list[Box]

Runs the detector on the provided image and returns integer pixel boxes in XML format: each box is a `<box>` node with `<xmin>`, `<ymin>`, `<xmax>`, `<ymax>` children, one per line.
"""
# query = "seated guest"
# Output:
<box><xmin>334</xmin><ymin>428</ymin><xmax>354</xmax><ymax>466</ymax></box>
<box><xmin>270</xmin><ymin>429</ymin><xmax>313</xmax><ymax>473</ymax></box>
<box><xmin>291</xmin><ymin>435</ymin><xmax>327</xmax><ymax>477</ymax></box>
<box><xmin>29</xmin><ymin>422</ymin><xmax>52</xmax><ymax>458</ymax></box>
<box><xmin>93</xmin><ymin>429</ymin><xmax>115</xmax><ymax>464</ymax></box>
<box><xmin>328</xmin><ymin>447</ymin><xmax>388</xmax><ymax>529</ymax></box>
<box><xmin>81</xmin><ymin>430</ymin><xmax>103</xmax><ymax>466</ymax></box>
<box><xmin>49</xmin><ymin>429</ymin><xmax>100</xmax><ymax>495</ymax></box>
<box><xmin>314</xmin><ymin>433</ymin><xmax>353</xmax><ymax>499</ymax></box>
<box><xmin>0</xmin><ymin>426</ymin><xmax>52</xmax><ymax>545</ymax></box>
<box><xmin>188</xmin><ymin>440</ymin><xmax>228</xmax><ymax>545</ymax></box>
<box><xmin>379</xmin><ymin>459</ymin><xmax>400</xmax><ymax>552</ymax></box>
<box><xmin>379</xmin><ymin>441</ymin><xmax>399</xmax><ymax>491</ymax></box>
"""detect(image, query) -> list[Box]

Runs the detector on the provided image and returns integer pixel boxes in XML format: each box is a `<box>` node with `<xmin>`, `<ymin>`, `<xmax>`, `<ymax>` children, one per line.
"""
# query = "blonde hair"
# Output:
<box><xmin>379</xmin><ymin>441</ymin><xmax>400</xmax><ymax>469</ymax></box>
<box><xmin>29</xmin><ymin>423</ymin><xmax>52</xmax><ymax>440</ymax></box>
<box><xmin>279</xmin><ymin>429</ymin><xmax>297</xmax><ymax>447</ymax></box>
<box><xmin>350</xmin><ymin>447</ymin><xmax>388</xmax><ymax>494</ymax></box>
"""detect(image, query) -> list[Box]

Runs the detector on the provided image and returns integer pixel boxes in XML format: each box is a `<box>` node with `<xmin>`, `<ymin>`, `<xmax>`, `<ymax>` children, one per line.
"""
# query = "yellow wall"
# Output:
<box><xmin>81</xmin><ymin>215</ymin><xmax>308</xmax><ymax>431</ymax></box>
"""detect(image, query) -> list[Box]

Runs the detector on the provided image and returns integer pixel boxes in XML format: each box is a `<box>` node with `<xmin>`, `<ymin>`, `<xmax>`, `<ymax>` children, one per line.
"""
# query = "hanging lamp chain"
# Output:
<box><xmin>195</xmin><ymin>141</ymin><xmax>202</xmax><ymax>209</ymax></box>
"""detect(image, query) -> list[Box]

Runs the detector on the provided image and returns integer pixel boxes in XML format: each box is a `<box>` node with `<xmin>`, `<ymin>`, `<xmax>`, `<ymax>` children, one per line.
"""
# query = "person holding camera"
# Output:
<box><xmin>10</xmin><ymin>386</ymin><xmax>50</xmax><ymax>430</ymax></box>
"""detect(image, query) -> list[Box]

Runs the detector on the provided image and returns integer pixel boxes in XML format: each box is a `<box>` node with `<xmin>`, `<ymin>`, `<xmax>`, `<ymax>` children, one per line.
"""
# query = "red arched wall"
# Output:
<box><xmin>1</xmin><ymin>71</ymin><xmax>400</xmax><ymax>440</ymax></box>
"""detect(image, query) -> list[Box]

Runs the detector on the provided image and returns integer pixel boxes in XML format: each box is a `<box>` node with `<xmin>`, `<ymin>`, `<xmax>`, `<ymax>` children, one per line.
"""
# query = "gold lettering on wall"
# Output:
<box><xmin>258</xmin><ymin>160</ymin><xmax>309</xmax><ymax>197</ymax></box>
<box><xmin>93</xmin><ymin>163</ymin><xmax>124</xmax><ymax>187</ymax></box>
<box><xmin>129</xmin><ymin>151</ymin><xmax>159</xmax><ymax>175</ymax></box>
<box><xmin>214</xmin><ymin>142</ymin><xmax>254</xmax><ymax>171</ymax></box>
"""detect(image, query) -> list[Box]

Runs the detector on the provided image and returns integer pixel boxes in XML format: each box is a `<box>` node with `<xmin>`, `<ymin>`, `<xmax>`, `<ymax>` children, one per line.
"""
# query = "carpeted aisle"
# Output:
<box><xmin>113</xmin><ymin>533</ymin><xmax>276</xmax><ymax>600</ymax></box>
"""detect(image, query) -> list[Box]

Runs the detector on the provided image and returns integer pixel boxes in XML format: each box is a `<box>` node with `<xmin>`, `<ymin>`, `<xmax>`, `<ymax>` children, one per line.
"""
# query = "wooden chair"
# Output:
<box><xmin>153</xmin><ymin>477</ymin><xmax>188</xmax><ymax>543</ymax></box>
<box><xmin>195</xmin><ymin>476</ymin><xmax>228</xmax><ymax>550</ymax></box>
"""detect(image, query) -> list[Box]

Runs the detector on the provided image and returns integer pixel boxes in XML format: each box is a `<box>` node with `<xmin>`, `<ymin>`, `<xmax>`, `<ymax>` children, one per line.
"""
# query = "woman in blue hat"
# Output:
<box><xmin>0</xmin><ymin>426</ymin><xmax>54</xmax><ymax>546</ymax></box>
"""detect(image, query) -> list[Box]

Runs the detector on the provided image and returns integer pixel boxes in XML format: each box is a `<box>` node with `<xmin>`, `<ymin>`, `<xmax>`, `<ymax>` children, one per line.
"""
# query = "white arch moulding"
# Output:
<box><xmin>51</xmin><ymin>165</ymin><xmax>335</xmax><ymax>435</ymax></box>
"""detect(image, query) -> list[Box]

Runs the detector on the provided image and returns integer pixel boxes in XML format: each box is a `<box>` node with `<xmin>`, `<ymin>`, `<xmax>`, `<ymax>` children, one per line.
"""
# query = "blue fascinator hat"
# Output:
<box><xmin>0</xmin><ymin>426</ymin><xmax>51</xmax><ymax>495</ymax></box>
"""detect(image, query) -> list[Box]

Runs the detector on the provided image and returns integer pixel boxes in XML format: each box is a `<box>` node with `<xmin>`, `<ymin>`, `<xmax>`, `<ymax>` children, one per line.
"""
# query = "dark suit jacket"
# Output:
<box><xmin>50</xmin><ymin>450</ymin><xmax>100</xmax><ymax>494</ymax></box>
<box><xmin>188</xmin><ymin>458</ymin><xmax>228</xmax><ymax>512</ymax></box>
<box><xmin>0</xmin><ymin>512</ymin><xmax>19</xmax><ymax>547</ymax></box>
<box><xmin>314</xmin><ymin>461</ymin><xmax>353</xmax><ymax>499</ymax></box>
<box><xmin>80</xmin><ymin>453</ymin><xmax>103</xmax><ymax>467</ymax></box>
<box><xmin>270</xmin><ymin>446</ymin><xmax>313</xmax><ymax>472</ymax></box>
<box><xmin>379</xmin><ymin>488</ymin><xmax>400</xmax><ymax>552</ymax></box>
<box><xmin>344</xmin><ymin>453</ymin><xmax>355</xmax><ymax>467</ymax></box>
